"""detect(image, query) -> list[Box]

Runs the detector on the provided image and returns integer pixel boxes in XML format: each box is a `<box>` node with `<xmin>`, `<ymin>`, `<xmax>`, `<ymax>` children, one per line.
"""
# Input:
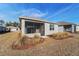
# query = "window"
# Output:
<box><xmin>50</xmin><ymin>24</ymin><xmax>54</xmax><ymax>30</ymax></box>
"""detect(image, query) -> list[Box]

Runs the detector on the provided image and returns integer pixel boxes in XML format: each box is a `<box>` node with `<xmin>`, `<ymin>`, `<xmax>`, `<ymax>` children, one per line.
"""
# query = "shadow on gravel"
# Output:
<box><xmin>0</xmin><ymin>31</ymin><xmax>10</xmax><ymax>34</ymax></box>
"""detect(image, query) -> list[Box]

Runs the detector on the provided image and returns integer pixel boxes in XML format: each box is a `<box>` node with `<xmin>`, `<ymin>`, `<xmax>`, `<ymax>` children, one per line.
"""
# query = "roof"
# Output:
<box><xmin>19</xmin><ymin>16</ymin><xmax>47</xmax><ymax>22</ymax></box>
<box><xmin>56</xmin><ymin>21</ymin><xmax>76</xmax><ymax>25</ymax></box>
<box><xmin>19</xmin><ymin>16</ymin><xmax>55</xmax><ymax>24</ymax></box>
<box><xmin>19</xmin><ymin>16</ymin><xmax>76</xmax><ymax>25</ymax></box>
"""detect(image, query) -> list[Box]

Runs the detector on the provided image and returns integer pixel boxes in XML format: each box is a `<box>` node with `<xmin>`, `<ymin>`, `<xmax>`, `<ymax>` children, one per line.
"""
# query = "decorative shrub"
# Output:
<box><xmin>34</xmin><ymin>34</ymin><xmax>40</xmax><ymax>39</ymax></box>
<box><xmin>76</xmin><ymin>31</ymin><xmax>79</xmax><ymax>33</ymax></box>
<box><xmin>32</xmin><ymin>34</ymin><xmax>41</xmax><ymax>44</ymax></box>
<box><xmin>12</xmin><ymin>34</ymin><xmax>45</xmax><ymax>50</ymax></box>
<box><xmin>50</xmin><ymin>32</ymin><xmax>72</xmax><ymax>40</ymax></box>
<box><xmin>20</xmin><ymin>36</ymin><xmax>29</xmax><ymax>45</ymax></box>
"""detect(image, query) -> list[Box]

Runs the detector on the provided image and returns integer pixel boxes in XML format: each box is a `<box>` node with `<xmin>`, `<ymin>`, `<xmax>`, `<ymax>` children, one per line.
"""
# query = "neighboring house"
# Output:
<box><xmin>0</xmin><ymin>20</ymin><xmax>6</xmax><ymax>32</ymax></box>
<box><xmin>6</xmin><ymin>26</ymin><xmax>19</xmax><ymax>32</ymax></box>
<box><xmin>20</xmin><ymin>16</ymin><xmax>76</xmax><ymax>37</ymax></box>
<box><xmin>0</xmin><ymin>26</ymin><xmax>6</xmax><ymax>32</ymax></box>
<box><xmin>56</xmin><ymin>21</ymin><xmax>76</xmax><ymax>33</ymax></box>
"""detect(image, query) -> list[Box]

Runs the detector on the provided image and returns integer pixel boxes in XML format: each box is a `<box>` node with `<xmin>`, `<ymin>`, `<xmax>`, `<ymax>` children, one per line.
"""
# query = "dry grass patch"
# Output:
<box><xmin>76</xmin><ymin>31</ymin><xmax>79</xmax><ymax>34</ymax></box>
<box><xmin>0</xmin><ymin>32</ymin><xmax>79</xmax><ymax>55</ymax></box>
<box><xmin>12</xmin><ymin>34</ymin><xmax>45</xmax><ymax>50</ymax></box>
<box><xmin>49</xmin><ymin>32</ymin><xmax>73</xmax><ymax>40</ymax></box>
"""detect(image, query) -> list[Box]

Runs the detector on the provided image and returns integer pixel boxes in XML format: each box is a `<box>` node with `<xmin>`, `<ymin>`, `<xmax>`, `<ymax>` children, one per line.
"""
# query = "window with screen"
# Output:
<box><xmin>50</xmin><ymin>24</ymin><xmax>54</xmax><ymax>30</ymax></box>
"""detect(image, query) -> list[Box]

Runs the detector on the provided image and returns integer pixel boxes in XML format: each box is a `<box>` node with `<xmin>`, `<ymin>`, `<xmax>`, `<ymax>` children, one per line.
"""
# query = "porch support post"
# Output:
<box><xmin>21</xmin><ymin>19</ymin><xmax>26</xmax><ymax>36</ymax></box>
<box><xmin>44</xmin><ymin>23</ymin><xmax>50</xmax><ymax>35</ymax></box>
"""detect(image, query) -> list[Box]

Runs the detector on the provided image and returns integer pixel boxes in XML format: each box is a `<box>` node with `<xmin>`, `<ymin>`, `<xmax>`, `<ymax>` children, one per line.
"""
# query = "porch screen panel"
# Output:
<box><xmin>25</xmin><ymin>21</ymin><xmax>43</xmax><ymax>34</ymax></box>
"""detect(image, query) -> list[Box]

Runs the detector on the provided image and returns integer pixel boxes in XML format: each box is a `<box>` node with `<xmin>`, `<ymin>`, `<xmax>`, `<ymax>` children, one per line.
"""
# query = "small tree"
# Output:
<box><xmin>6</xmin><ymin>21</ymin><xmax>19</xmax><ymax>27</ymax></box>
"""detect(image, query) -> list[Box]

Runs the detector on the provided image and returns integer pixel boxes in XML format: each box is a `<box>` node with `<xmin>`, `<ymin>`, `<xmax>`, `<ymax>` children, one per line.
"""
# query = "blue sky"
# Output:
<box><xmin>0</xmin><ymin>3</ymin><xmax>79</xmax><ymax>23</ymax></box>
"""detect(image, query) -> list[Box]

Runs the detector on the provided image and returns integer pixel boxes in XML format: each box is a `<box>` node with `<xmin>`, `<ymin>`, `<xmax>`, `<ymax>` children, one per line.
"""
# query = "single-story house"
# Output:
<box><xmin>6</xmin><ymin>26</ymin><xmax>20</xmax><ymax>32</ymax></box>
<box><xmin>19</xmin><ymin>16</ymin><xmax>76</xmax><ymax>37</ymax></box>
<box><xmin>0</xmin><ymin>21</ymin><xmax>6</xmax><ymax>33</ymax></box>
<box><xmin>0</xmin><ymin>26</ymin><xmax>6</xmax><ymax>32</ymax></box>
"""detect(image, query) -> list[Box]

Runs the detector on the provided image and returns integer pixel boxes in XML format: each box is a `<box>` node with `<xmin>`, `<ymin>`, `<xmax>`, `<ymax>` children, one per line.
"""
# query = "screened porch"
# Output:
<box><xmin>25</xmin><ymin>21</ymin><xmax>45</xmax><ymax>36</ymax></box>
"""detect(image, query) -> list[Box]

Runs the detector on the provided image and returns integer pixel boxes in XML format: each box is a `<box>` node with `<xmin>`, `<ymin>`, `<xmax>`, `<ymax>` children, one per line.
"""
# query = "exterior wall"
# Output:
<box><xmin>58</xmin><ymin>25</ymin><xmax>64</xmax><ymax>32</ymax></box>
<box><xmin>21</xmin><ymin>19</ymin><xmax>26</xmax><ymax>36</ymax></box>
<box><xmin>10</xmin><ymin>29</ymin><xmax>17</xmax><ymax>32</ymax></box>
<box><xmin>49</xmin><ymin>24</ymin><xmax>59</xmax><ymax>34</ymax></box>
<box><xmin>10</xmin><ymin>28</ymin><xmax>19</xmax><ymax>32</ymax></box>
<box><xmin>44</xmin><ymin>23</ymin><xmax>59</xmax><ymax>35</ymax></box>
<box><xmin>76</xmin><ymin>25</ymin><xmax>79</xmax><ymax>32</ymax></box>
<box><xmin>72</xmin><ymin>25</ymin><xmax>75</xmax><ymax>32</ymax></box>
<box><xmin>44</xmin><ymin>23</ymin><xmax>50</xmax><ymax>35</ymax></box>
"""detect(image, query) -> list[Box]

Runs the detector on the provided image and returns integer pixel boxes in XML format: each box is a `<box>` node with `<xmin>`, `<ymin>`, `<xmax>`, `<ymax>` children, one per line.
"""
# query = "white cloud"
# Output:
<box><xmin>0</xmin><ymin>14</ymin><xmax>6</xmax><ymax>20</ymax></box>
<box><xmin>0</xmin><ymin>8</ymin><xmax>48</xmax><ymax>22</ymax></box>
<box><xmin>46</xmin><ymin>4</ymin><xmax>74</xmax><ymax>19</ymax></box>
<box><xmin>13</xmin><ymin>8</ymin><xmax>48</xmax><ymax>18</ymax></box>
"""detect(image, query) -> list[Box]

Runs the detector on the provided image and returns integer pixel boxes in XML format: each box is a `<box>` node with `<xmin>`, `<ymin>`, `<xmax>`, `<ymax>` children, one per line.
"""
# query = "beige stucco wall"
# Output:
<box><xmin>44</xmin><ymin>23</ymin><xmax>50</xmax><ymax>35</ymax></box>
<box><xmin>58</xmin><ymin>25</ymin><xmax>64</xmax><ymax>32</ymax></box>
<box><xmin>76</xmin><ymin>25</ymin><xmax>79</xmax><ymax>31</ymax></box>
<box><xmin>72</xmin><ymin>25</ymin><xmax>75</xmax><ymax>32</ymax></box>
<box><xmin>44</xmin><ymin>23</ymin><xmax>59</xmax><ymax>35</ymax></box>
<box><xmin>21</xmin><ymin>19</ymin><xmax>26</xmax><ymax>36</ymax></box>
<box><xmin>48</xmin><ymin>24</ymin><xmax>59</xmax><ymax>34</ymax></box>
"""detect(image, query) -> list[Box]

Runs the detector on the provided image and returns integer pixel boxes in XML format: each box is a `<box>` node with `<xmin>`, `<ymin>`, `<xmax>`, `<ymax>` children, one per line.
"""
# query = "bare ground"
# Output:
<box><xmin>0</xmin><ymin>32</ymin><xmax>79</xmax><ymax>56</ymax></box>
